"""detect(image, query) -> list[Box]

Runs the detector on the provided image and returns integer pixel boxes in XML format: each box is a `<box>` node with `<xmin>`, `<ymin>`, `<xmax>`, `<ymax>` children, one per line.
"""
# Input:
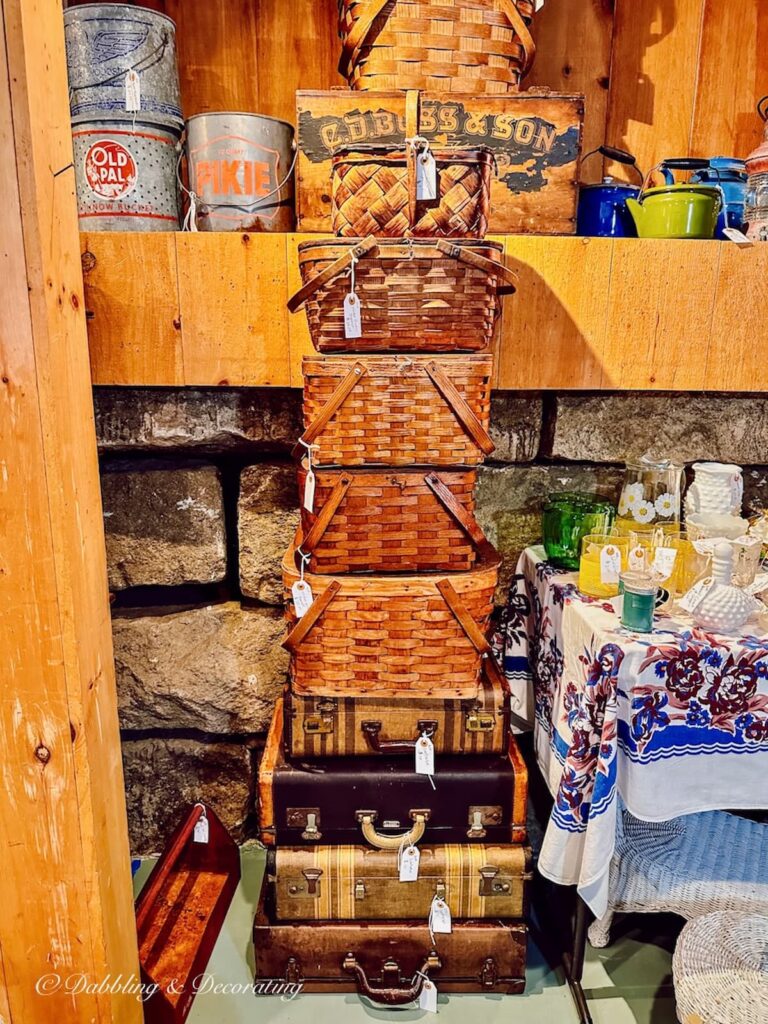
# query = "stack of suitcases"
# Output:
<box><xmin>254</xmin><ymin>0</ymin><xmax>536</xmax><ymax>1005</ymax></box>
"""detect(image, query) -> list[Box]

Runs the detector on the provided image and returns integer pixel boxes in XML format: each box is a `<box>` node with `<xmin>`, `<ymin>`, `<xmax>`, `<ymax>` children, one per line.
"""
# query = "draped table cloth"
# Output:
<box><xmin>493</xmin><ymin>546</ymin><xmax>768</xmax><ymax>917</ymax></box>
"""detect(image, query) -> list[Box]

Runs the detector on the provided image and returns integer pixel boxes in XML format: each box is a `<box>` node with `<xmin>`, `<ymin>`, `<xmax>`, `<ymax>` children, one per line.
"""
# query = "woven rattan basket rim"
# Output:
<box><xmin>283</xmin><ymin>529</ymin><xmax>500</xmax><ymax>591</ymax></box>
<box><xmin>298</xmin><ymin>461</ymin><xmax>478</xmax><ymax>480</ymax></box>
<box><xmin>296</xmin><ymin>237</ymin><xmax>504</xmax><ymax>257</ymax></box>
<box><xmin>302</xmin><ymin>353</ymin><xmax>494</xmax><ymax>372</ymax></box>
<box><xmin>331</xmin><ymin>146</ymin><xmax>496</xmax><ymax>165</ymax></box>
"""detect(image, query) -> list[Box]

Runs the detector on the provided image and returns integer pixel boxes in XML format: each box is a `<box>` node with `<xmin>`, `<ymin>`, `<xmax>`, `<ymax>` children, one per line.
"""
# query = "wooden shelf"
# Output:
<box><xmin>81</xmin><ymin>232</ymin><xmax>768</xmax><ymax>392</ymax></box>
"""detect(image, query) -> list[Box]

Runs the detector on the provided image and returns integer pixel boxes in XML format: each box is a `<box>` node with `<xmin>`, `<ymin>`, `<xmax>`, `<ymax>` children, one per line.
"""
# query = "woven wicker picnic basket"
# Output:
<box><xmin>337</xmin><ymin>0</ymin><xmax>536</xmax><ymax>95</ymax></box>
<box><xmin>282</xmin><ymin>530</ymin><xmax>500</xmax><ymax>698</ymax></box>
<box><xmin>298</xmin><ymin>465</ymin><xmax>484</xmax><ymax>573</ymax></box>
<box><xmin>288</xmin><ymin>236</ymin><xmax>515</xmax><ymax>353</ymax></box>
<box><xmin>299</xmin><ymin>353</ymin><xmax>494</xmax><ymax>467</ymax></box>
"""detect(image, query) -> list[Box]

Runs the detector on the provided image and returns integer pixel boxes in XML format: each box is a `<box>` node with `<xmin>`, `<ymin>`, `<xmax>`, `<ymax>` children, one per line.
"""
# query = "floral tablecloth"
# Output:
<box><xmin>493</xmin><ymin>546</ymin><xmax>768</xmax><ymax>917</ymax></box>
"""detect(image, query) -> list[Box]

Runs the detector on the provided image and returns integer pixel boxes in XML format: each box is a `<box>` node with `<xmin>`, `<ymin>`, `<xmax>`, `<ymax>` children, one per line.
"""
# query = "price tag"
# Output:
<box><xmin>416</xmin><ymin>150</ymin><xmax>437</xmax><ymax>200</ymax></box>
<box><xmin>678</xmin><ymin>577</ymin><xmax>714</xmax><ymax>614</ymax></box>
<box><xmin>399</xmin><ymin>844</ymin><xmax>420</xmax><ymax>882</ymax></box>
<box><xmin>429</xmin><ymin>895</ymin><xmax>452</xmax><ymax>935</ymax></box>
<box><xmin>745</xmin><ymin>574</ymin><xmax>768</xmax><ymax>596</ymax></box>
<box><xmin>600</xmin><ymin>544</ymin><xmax>622</xmax><ymax>585</ymax></box>
<box><xmin>125</xmin><ymin>69</ymin><xmax>141</xmax><ymax>112</ymax></box>
<box><xmin>292</xmin><ymin>580</ymin><xmax>314</xmax><ymax>618</ymax></box>
<box><xmin>629</xmin><ymin>545</ymin><xmax>646</xmax><ymax>571</ymax></box>
<box><xmin>419</xmin><ymin>978</ymin><xmax>438</xmax><ymax>1013</ymax></box>
<box><xmin>303</xmin><ymin>468</ymin><xmax>316</xmax><ymax>513</ymax></box>
<box><xmin>343</xmin><ymin>292</ymin><xmax>362</xmax><ymax>338</ymax></box>
<box><xmin>193</xmin><ymin>814</ymin><xmax>209</xmax><ymax>844</ymax></box>
<box><xmin>723</xmin><ymin>227</ymin><xmax>753</xmax><ymax>248</ymax></box>
<box><xmin>415</xmin><ymin>733</ymin><xmax>435</xmax><ymax>776</ymax></box>
<box><xmin>652</xmin><ymin>547</ymin><xmax>677</xmax><ymax>578</ymax></box>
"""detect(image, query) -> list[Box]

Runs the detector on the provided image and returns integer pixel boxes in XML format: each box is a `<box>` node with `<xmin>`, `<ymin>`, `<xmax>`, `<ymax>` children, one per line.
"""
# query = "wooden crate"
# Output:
<box><xmin>296</xmin><ymin>89</ymin><xmax>584</xmax><ymax>235</ymax></box>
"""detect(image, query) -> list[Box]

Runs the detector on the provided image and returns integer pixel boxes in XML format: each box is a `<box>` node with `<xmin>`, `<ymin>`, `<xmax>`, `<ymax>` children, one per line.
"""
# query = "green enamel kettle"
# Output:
<box><xmin>626</xmin><ymin>158</ymin><xmax>723</xmax><ymax>239</ymax></box>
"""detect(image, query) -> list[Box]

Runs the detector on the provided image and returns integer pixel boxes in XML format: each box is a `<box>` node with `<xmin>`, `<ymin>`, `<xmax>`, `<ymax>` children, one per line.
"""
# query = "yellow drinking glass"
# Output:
<box><xmin>579</xmin><ymin>534</ymin><xmax>630</xmax><ymax>598</ymax></box>
<box><xmin>648</xmin><ymin>532</ymin><xmax>711</xmax><ymax>597</ymax></box>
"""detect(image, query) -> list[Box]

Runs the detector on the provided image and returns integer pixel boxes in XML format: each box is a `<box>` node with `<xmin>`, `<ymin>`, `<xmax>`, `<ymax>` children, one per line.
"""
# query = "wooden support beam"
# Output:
<box><xmin>0</xmin><ymin>2</ymin><xmax>141</xmax><ymax>1022</ymax></box>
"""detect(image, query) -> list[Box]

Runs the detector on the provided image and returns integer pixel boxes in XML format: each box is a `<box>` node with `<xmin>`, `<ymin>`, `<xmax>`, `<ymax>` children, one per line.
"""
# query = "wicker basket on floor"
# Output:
<box><xmin>282</xmin><ymin>530</ymin><xmax>500</xmax><ymax>699</ymax></box>
<box><xmin>673</xmin><ymin>911</ymin><xmax>768</xmax><ymax>1024</ymax></box>
<box><xmin>299</xmin><ymin>353</ymin><xmax>494</xmax><ymax>467</ymax></box>
<box><xmin>337</xmin><ymin>0</ymin><xmax>536</xmax><ymax>95</ymax></box>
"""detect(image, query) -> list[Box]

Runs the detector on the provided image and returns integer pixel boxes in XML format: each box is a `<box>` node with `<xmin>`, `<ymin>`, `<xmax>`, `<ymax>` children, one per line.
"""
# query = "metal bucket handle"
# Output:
<box><xmin>68</xmin><ymin>30</ymin><xmax>170</xmax><ymax>96</ymax></box>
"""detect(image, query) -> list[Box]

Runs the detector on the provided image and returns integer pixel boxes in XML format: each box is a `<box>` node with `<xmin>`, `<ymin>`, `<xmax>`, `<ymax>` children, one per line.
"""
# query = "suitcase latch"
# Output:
<box><xmin>354</xmin><ymin>879</ymin><xmax>366</xmax><ymax>900</ymax></box>
<box><xmin>465</xmin><ymin>709</ymin><xmax>495</xmax><ymax>732</ymax></box>
<box><xmin>480</xmin><ymin>957</ymin><xmax>498</xmax><ymax>988</ymax></box>
<box><xmin>435</xmin><ymin>880</ymin><xmax>446</xmax><ymax>901</ymax></box>
<box><xmin>304</xmin><ymin>700</ymin><xmax>336</xmax><ymax>735</ymax></box>
<box><xmin>287</xmin><ymin>868</ymin><xmax>323</xmax><ymax>898</ymax></box>
<box><xmin>286</xmin><ymin>807</ymin><xmax>322</xmax><ymax>841</ymax></box>
<box><xmin>284</xmin><ymin>957</ymin><xmax>303</xmax><ymax>984</ymax></box>
<box><xmin>467</xmin><ymin>805</ymin><xmax>502</xmax><ymax>839</ymax></box>
<box><xmin>478</xmin><ymin>865</ymin><xmax>511</xmax><ymax>896</ymax></box>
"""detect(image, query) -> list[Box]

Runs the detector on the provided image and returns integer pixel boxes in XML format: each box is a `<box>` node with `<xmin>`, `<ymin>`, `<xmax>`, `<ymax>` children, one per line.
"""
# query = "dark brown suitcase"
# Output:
<box><xmin>253</xmin><ymin>880</ymin><xmax>527</xmax><ymax>999</ymax></box>
<box><xmin>259</xmin><ymin>699</ymin><xmax>527</xmax><ymax>847</ymax></box>
<box><xmin>284</xmin><ymin>657</ymin><xmax>511</xmax><ymax>758</ymax></box>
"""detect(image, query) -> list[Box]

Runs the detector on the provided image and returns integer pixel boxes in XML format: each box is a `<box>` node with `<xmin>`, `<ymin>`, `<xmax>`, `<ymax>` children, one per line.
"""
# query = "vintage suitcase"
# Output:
<box><xmin>268</xmin><ymin>843</ymin><xmax>532</xmax><ymax>921</ymax></box>
<box><xmin>259</xmin><ymin>699</ymin><xmax>528</xmax><ymax>847</ymax></box>
<box><xmin>253</xmin><ymin>883</ymin><xmax>527</xmax><ymax>998</ymax></box>
<box><xmin>296</xmin><ymin>88</ymin><xmax>584</xmax><ymax>234</ymax></box>
<box><xmin>284</xmin><ymin>658</ymin><xmax>511</xmax><ymax>758</ymax></box>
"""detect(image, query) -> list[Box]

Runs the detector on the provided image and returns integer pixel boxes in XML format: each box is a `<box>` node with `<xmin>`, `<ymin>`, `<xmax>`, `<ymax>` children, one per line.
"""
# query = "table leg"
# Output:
<box><xmin>562</xmin><ymin>895</ymin><xmax>593</xmax><ymax>1024</ymax></box>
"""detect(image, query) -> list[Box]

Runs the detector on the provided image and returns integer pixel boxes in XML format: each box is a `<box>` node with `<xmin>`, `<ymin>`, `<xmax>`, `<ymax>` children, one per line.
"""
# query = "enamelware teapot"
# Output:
<box><xmin>577</xmin><ymin>146</ymin><xmax>643</xmax><ymax>238</ymax></box>
<box><xmin>626</xmin><ymin>159</ymin><xmax>723</xmax><ymax>239</ymax></box>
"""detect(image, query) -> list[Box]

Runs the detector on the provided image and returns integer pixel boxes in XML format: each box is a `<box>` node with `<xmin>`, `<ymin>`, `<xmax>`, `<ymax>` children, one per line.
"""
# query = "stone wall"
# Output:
<box><xmin>97</xmin><ymin>386</ymin><xmax>768</xmax><ymax>853</ymax></box>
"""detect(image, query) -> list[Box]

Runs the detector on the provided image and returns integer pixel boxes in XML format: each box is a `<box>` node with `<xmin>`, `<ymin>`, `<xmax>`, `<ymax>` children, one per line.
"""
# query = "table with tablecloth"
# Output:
<box><xmin>493</xmin><ymin>546</ymin><xmax>768</xmax><ymax>918</ymax></box>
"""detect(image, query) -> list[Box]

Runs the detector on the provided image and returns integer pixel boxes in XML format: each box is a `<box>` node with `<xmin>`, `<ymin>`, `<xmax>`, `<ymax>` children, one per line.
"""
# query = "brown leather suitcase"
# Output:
<box><xmin>259</xmin><ymin>699</ymin><xmax>527</xmax><ymax>847</ymax></box>
<box><xmin>268</xmin><ymin>843</ymin><xmax>531</xmax><ymax>921</ymax></box>
<box><xmin>253</xmin><ymin>881</ymin><xmax>527</xmax><ymax>999</ymax></box>
<box><xmin>284</xmin><ymin>658</ymin><xmax>510</xmax><ymax>758</ymax></box>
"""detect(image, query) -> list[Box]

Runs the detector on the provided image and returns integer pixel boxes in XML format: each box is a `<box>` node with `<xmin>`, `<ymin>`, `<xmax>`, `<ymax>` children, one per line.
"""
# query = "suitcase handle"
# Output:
<box><xmin>361</xmin><ymin>720</ymin><xmax>438</xmax><ymax>755</ymax></box>
<box><xmin>356</xmin><ymin>810</ymin><xmax>429</xmax><ymax>850</ymax></box>
<box><xmin>342</xmin><ymin>951</ymin><xmax>441</xmax><ymax>1006</ymax></box>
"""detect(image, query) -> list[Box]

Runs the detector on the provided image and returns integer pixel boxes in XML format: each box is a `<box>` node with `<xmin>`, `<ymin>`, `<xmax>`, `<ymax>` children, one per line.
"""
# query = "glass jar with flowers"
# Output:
<box><xmin>615</xmin><ymin>456</ymin><xmax>684</xmax><ymax>536</ymax></box>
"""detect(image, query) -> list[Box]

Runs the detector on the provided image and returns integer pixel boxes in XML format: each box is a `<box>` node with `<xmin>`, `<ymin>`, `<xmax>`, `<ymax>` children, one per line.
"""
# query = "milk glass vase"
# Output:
<box><xmin>615</xmin><ymin>457</ymin><xmax>684</xmax><ymax>536</ymax></box>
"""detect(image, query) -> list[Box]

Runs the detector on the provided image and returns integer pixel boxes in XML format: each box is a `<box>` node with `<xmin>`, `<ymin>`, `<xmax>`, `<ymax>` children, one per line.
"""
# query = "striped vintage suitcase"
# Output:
<box><xmin>284</xmin><ymin>659</ymin><xmax>510</xmax><ymax>758</ymax></box>
<box><xmin>269</xmin><ymin>843</ymin><xmax>531</xmax><ymax>921</ymax></box>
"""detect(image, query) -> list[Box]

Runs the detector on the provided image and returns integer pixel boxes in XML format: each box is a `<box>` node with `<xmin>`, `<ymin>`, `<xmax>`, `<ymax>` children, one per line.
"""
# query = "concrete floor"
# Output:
<box><xmin>134</xmin><ymin>847</ymin><xmax>680</xmax><ymax>1024</ymax></box>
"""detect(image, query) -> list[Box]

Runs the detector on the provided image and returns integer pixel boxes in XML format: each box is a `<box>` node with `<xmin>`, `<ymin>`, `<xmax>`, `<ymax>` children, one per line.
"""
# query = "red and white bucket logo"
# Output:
<box><xmin>84</xmin><ymin>139</ymin><xmax>137</xmax><ymax>199</ymax></box>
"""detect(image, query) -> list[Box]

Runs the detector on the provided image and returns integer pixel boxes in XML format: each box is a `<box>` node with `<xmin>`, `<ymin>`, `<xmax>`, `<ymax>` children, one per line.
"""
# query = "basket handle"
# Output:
<box><xmin>283</xmin><ymin>579</ymin><xmax>342</xmax><ymax>652</ymax></box>
<box><xmin>425</xmin><ymin>472</ymin><xmax>487</xmax><ymax>546</ymax></box>
<box><xmin>295</xmin><ymin>360</ymin><xmax>368</xmax><ymax>455</ymax></box>
<box><xmin>287</xmin><ymin>236</ymin><xmax>378</xmax><ymax>312</ymax></box>
<box><xmin>435</xmin><ymin>238</ymin><xmax>517</xmax><ymax>290</ymax></box>
<box><xmin>436</xmin><ymin>578</ymin><xmax>492</xmax><ymax>655</ymax></box>
<box><xmin>301</xmin><ymin>473</ymin><xmax>353</xmax><ymax>553</ymax></box>
<box><xmin>339</xmin><ymin>0</ymin><xmax>535</xmax><ymax>80</ymax></box>
<box><xmin>424</xmin><ymin>360</ymin><xmax>495</xmax><ymax>456</ymax></box>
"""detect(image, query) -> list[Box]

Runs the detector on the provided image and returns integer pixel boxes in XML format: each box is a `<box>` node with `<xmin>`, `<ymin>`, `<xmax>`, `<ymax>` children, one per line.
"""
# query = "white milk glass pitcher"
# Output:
<box><xmin>685</xmin><ymin>462</ymin><xmax>744</xmax><ymax>517</ymax></box>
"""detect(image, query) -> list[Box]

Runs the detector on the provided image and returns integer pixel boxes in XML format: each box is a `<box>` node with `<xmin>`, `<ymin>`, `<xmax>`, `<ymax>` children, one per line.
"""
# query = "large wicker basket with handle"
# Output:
<box><xmin>288</xmin><ymin>236</ymin><xmax>515</xmax><ymax>353</ymax></box>
<box><xmin>337</xmin><ymin>0</ymin><xmax>536</xmax><ymax>95</ymax></box>
<box><xmin>299</xmin><ymin>353</ymin><xmax>494</xmax><ymax>467</ymax></box>
<box><xmin>282</xmin><ymin>530</ymin><xmax>500</xmax><ymax>699</ymax></box>
<box><xmin>298</xmin><ymin>464</ymin><xmax>484</xmax><ymax>573</ymax></box>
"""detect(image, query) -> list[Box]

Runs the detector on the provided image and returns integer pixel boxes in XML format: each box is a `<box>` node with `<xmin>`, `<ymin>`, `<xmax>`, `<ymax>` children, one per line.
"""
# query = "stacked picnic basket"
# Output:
<box><xmin>255</xmin><ymin>0</ymin><xmax>535</xmax><ymax>1004</ymax></box>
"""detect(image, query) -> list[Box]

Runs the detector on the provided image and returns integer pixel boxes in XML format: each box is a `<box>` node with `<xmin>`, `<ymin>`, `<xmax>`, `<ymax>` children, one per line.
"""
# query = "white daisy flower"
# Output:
<box><xmin>655</xmin><ymin>492</ymin><xmax>676</xmax><ymax>518</ymax></box>
<box><xmin>624</xmin><ymin>482</ymin><xmax>645</xmax><ymax>504</ymax></box>
<box><xmin>633</xmin><ymin>500</ymin><xmax>656</xmax><ymax>524</ymax></box>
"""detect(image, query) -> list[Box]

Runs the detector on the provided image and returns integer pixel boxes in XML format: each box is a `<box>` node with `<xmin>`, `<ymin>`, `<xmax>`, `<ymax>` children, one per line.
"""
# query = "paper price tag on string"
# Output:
<box><xmin>652</xmin><ymin>547</ymin><xmax>677</xmax><ymax>577</ymax></box>
<box><xmin>678</xmin><ymin>577</ymin><xmax>714</xmax><ymax>614</ymax></box>
<box><xmin>429</xmin><ymin>895</ymin><xmax>452</xmax><ymax>937</ymax></box>
<box><xmin>600</xmin><ymin>544</ymin><xmax>622</xmax><ymax>585</ymax></box>
<box><xmin>745</xmin><ymin>574</ymin><xmax>768</xmax><ymax>596</ymax></box>
<box><xmin>125</xmin><ymin>69</ymin><xmax>141</xmax><ymax>112</ymax></box>
<box><xmin>419</xmin><ymin>978</ymin><xmax>438</xmax><ymax>1013</ymax></box>
<box><xmin>416</xmin><ymin>150</ymin><xmax>437</xmax><ymax>200</ymax></box>
<box><xmin>415</xmin><ymin>733</ymin><xmax>435</xmax><ymax>777</ymax></box>
<box><xmin>628</xmin><ymin>545</ymin><xmax>646</xmax><ymax>571</ymax></box>
<box><xmin>343</xmin><ymin>292</ymin><xmax>362</xmax><ymax>338</ymax></box>
<box><xmin>193</xmin><ymin>812</ymin><xmax>209</xmax><ymax>844</ymax></box>
<box><xmin>303</xmin><ymin>468</ymin><xmax>316</xmax><ymax>513</ymax></box>
<box><xmin>292</xmin><ymin>580</ymin><xmax>314</xmax><ymax>618</ymax></box>
<box><xmin>723</xmin><ymin>227</ymin><xmax>753</xmax><ymax>247</ymax></box>
<box><xmin>398</xmin><ymin>844</ymin><xmax>420</xmax><ymax>882</ymax></box>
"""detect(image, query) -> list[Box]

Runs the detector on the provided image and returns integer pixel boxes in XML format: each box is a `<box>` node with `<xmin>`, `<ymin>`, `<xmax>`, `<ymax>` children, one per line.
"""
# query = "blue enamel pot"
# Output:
<box><xmin>690</xmin><ymin>157</ymin><xmax>747</xmax><ymax>238</ymax></box>
<box><xmin>577</xmin><ymin>146</ymin><xmax>643</xmax><ymax>237</ymax></box>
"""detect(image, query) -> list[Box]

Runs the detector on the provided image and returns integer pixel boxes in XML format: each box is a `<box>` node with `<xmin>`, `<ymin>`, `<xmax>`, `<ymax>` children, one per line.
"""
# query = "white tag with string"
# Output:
<box><xmin>429</xmin><ymin>895</ymin><xmax>452</xmax><ymax>938</ymax></box>
<box><xmin>652</xmin><ymin>547</ymin><xmax>677</xmax><ymax>578</ymax></box>
<box><xmin>678</xmin><ymin>577</ymin><xmax>714</xmax><ymax>614</ymax></box>
<box><xmin>125</xmin><ymin>69</ymin><xmax>141</xmax><ymax>112</ymax></box>
<box><xmin>343</xmin><ymin>256</ymin><xmax>362</xmax><ymax>338</ymax></box>
<box><xmin>303</xmin><ymin>469</ymin><xmax>316</xmax><ymax>512</ymax></box>
<box><xmin>398</xmin><ymin>843</ymin><xmax>420</xmax><ymax>882</ymax></box>
<box><xmin>418</xmin><ymin>977</ymin><xmax>438</xmax><ymax>1013</ymax></box>
<box><xmin>416</xmin><ymin>148</ymin><xmax>437</xmax><ymax>200</ymax></box>
<box><xmin>415</xmin><ymin>733</ymin><xmax>435</xmax><ymax>776</ymax></box>
<box><xmin>193</xmin><ymin>808</ymin><xmax>209</xmax><ymax>844</ymax></box>
<box><xmin>723</xmin><ymin>227</ymin><xmax>753</xmax><ymax>247</ymax></box>
<box><xmin>600</xmin><ymin>544</ymin><xmax>622</xmax><ymax>584</ymax></box>
<box><xmin>628</xmin><ymin>544</ymin><xmax>646</xmax><ymax>571</ymax></box>
<box><xmin>292</xmin><ymin>579</ymin><xmax>314</xmax><ymax>618</ymax></box>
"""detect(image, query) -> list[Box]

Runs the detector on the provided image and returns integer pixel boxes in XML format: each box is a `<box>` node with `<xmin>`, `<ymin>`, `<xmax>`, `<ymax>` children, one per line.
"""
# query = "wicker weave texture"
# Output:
<box><xmin>296</xmin><ymin>239</ymin><xmax>508</xmax><ymax>353</ymax></box>
<box><xmin>301</xmin><ymin>354</ymin><xmax>494</xmax><ymax>467</ymax></box>
<box><xmin>298</xmin><ymin>466</ymin><xmax>479</xmax><ymax>573</ymax></box>
<box><xmin>282</xmin><ymin>534</ymin><xmax>499</xmax><ymax>699</ymax></box>
<box><xmin>337</xmin><ymin>0</ymin><xmax>536</xmax><ymax>95</ymax></box>
<box><xmin>331</xmin><ymin>149</ymin><xmax>493</xmax><ymax>238</ymax></box>
<box><xmin>673</xmin><ymin>912</ymin><xmax>768</xmax><ymax>1024</ymax></box>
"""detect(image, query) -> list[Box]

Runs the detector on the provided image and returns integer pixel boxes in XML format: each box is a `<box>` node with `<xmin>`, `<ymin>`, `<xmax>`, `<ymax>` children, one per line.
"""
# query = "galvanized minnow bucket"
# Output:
<box><xmin>72</xmin><ymin>121</ymin><xmax>181</xmax><ymax>231</ymax></box>
<box><xmin>185</xmin><ymin>112</ymin><xmax>296</xmax><ymax>231</ymax></box>
<box><xmin>64</xmin><ymin>3</ymin><xmax>182</xmax><ymax>129</ymax></box>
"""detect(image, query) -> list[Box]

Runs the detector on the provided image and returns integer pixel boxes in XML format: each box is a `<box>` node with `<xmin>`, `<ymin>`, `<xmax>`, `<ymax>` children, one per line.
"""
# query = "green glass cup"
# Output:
<box><xmin>542</xmin><ymin>493</ymin><xmax>616</xmax><ymax>570</ymax></box>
